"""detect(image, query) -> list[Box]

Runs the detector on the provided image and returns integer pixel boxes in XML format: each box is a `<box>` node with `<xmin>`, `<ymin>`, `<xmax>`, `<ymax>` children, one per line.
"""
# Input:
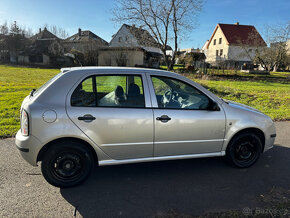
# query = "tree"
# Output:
<box><xmin>257</xmin><ymin>21</ymin><xmax>290</xmax><ymax>72</ymax></box>
<box><xmin>238</xmin><ymin>21</ymin><xmax>290</xmax><ymax>72</ymax></box>
<box><xmin>10</xmin><ymin>21</ymin><xmax>22</xmax><ymax>35</ymax></box>
<box><xmin>43</xmin><ymin>24</ymin><xmax>69</xmax><ymax>39</ymax></box>
<box><xmin>7</xmin><ymin>21</ymin><xmax>25</xmax><ymax>50</ymax></box>
<box><xmin>0</xmin><ymin>21</ymin><xmax>9</xmax><ymax>35</ymax></box>
<box><xmin>112</xmin><ymin>0</ymin><xmax>203</xmax><ymax>70</ymax></box>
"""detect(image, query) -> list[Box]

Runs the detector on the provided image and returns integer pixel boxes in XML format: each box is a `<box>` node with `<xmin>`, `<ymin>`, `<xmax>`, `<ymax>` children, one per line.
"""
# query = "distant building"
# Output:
<box><xmin>201</xmin><ymin>40</ymin><xmax>209</xmax><ymax>57</ymax></box>
<box><xmin>98</xmin><ymin>24</ymin><xmax>162</xmax><ymax>68</ymax></box>
<box><xmin>286</xmin><ymin>39</ymin><xmax>290</xmax><ymax>55</ymax></box>
<box><xmin>63</xmin><ymin>28</ymin><xmax>108</xmax><ymax>53</ymax></box>
<box><xmin>205</xmin><ymin>22</ymin><xmax>266</xmax><ymax>67</ymax></box>
<box><xmin>18</xmin><ymin>28</ymin><xmax>65</xmax><ymax>66</ymax></box>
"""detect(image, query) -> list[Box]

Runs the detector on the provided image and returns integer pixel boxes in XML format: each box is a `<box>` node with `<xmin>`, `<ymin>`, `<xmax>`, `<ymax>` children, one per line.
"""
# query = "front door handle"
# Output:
<box><xmin>156</xmin><ymin>115</ymin><xmax>171</xmax><ymax>123</ymax></box>
<box><xmin>78</xmin><ymin>114</ymin><xmax>96</xmax><ymax>122</ymax></box>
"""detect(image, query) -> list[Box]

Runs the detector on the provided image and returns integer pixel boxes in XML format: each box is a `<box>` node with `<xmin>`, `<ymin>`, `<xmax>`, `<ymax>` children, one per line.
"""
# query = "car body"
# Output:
<box><xmin>16</xmin><ymin>67</ymin><xmax>276</xmax><ymax>187</ymax></box>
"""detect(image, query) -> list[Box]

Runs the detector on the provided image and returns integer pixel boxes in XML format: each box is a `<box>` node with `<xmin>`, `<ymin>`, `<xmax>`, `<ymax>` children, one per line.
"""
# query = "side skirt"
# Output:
<box><xmin>99</xmin><ymin>151</ymin><xmax>226</xmax><ymax>166</ymax></box>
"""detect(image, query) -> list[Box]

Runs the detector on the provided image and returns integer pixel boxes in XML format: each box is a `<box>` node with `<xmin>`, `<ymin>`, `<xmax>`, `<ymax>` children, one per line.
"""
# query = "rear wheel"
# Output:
<box><xmin>41</xmin><ymin>141</ymin><xmax>94</xmax><ymax>188</ymax></box>
<box><xmin>226</xmin><ymin>133</ymin><xmax>262</xmax><ymax>168</ymax></box>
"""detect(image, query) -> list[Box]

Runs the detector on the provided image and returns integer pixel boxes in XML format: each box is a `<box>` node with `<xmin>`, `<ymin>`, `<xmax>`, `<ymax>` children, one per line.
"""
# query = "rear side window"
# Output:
<box><xmin>71</xmin><ymin>75</ymin><xmax>145</xmax><ymax>108</ymax></box>
<box><xmin>71</xmin><ymin>77</ymin><xmax>95</xmax><ymax>107</ymax></box>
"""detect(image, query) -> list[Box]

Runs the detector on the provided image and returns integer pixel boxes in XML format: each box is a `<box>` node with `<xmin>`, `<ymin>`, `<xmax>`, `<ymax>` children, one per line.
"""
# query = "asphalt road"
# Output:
<box><xmin>0</xmin><ymin>121</ymin><xmax>289</xmax><ymax>218</ymax></box>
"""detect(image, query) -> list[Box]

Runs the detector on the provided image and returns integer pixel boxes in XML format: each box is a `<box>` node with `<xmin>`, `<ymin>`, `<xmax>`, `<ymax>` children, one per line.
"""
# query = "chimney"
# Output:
<box><xmin>78</xmin><ymin>28</ymin><xmax>82</xmax><ymax>36</ymax></box>
<box><xmin>39</xmin><ymin>28</ymin><xmax>41</xmax><ymax>33</ymax></box>
<box><xmin>235</xmin><ymin>22</ymin><xmax>239</xmax><ymax>25</ymax></box>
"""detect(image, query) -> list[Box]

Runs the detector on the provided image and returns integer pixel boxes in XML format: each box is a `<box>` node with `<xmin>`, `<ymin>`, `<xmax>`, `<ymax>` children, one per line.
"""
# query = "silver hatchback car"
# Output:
<box><xmin>16</xmin><ymin>67</ymin><xmax>276</xmax><ymax>187</ymax></box>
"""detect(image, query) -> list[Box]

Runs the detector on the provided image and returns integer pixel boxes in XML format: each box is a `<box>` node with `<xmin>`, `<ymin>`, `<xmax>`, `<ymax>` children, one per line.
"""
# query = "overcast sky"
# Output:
<box><xmin>0</xmin><ymin>0</ymin><xmax>289</xmax><ymax>48</ymax></box>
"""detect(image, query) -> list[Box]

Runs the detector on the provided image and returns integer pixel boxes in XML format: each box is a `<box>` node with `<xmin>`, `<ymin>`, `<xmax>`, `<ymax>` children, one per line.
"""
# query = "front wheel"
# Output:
<box><xmin>41</xmin><ymin>141</ymin><xmax>94</xmax><ymax>188</ymax></box>
<box><xmin>226</xmin><ymin>133</ymin><xmax>262</xmax><ymax>168</ymax></box>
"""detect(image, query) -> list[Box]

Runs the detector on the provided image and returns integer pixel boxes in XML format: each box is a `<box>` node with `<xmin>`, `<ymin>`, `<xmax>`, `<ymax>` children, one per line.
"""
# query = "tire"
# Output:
<box><xmin>41</xmin><ymin>141</ymin><xmax>94</xmax><ymax>188</ymax></box>
<box><xmin>226</xmin><ymin>132</ymin><xmax>262</xmax><ymax>168</ymax></box>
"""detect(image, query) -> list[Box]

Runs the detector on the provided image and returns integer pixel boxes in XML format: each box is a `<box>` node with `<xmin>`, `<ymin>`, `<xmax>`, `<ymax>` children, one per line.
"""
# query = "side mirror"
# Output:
<box><xmin>209</xmin><ymin>101</ymin><xmax>220</xmax><ymax>111</ymax></box>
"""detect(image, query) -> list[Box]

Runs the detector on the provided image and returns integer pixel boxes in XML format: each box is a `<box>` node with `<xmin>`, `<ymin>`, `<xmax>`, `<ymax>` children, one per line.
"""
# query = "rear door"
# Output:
<box><xmin>66</xmin><ymin>71</ymin><xmax>154</xmax><ymax>160</ymax></box>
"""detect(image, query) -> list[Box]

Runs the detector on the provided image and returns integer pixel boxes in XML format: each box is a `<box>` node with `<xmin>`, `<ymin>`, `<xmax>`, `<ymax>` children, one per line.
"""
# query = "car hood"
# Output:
<box><xmin>223</xmin><ymin>99</ymin><xmax>261</xmax><ymax>113</ymax></box>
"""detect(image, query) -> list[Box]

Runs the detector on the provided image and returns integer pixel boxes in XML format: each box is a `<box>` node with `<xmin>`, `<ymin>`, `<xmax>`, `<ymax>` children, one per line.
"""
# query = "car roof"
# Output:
<box><xmin>61</xmin><ymin>66</ymin><xmax>176</xmax><ymax>76</ymax></box>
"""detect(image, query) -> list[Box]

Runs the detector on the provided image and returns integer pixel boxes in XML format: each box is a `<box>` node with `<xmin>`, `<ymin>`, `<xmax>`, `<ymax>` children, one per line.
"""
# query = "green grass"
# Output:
<box><xmin>0</xmin><ymin>65</ymin><xmax>289</xmax><ymax>137</ymax></box>
<box><xmin>160</xmin><ymin>65</ymin><xmax>185</xmax><ymax>70</ymax></box>
<box><xmin>0</xmin><ymin>65</ymin><xmax>59</xmax><ymax>137</ymax></box>
<box><xmin>191</xmin><ymin>77</ymin><xmax>290</xmax><ymax>121</ymax></box>
<box><xmin>205</xmin><ymin>69</ymin><xmax>290</xmax><ymax>78</ymax></box>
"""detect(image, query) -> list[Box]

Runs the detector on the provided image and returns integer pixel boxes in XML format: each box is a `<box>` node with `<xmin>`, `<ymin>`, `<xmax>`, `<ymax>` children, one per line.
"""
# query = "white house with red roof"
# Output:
<box><xmin>204</xmin><ymin>22</ymin><xmax>266</xmax><ymax>67</ymax></box>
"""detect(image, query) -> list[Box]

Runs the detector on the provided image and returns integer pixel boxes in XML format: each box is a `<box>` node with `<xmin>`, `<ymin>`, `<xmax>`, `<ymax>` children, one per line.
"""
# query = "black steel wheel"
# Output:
<box><xmin>41</xmin><ymin>141</ymin><xmax>94</xmax><ymax>188</ymax></box>
<box><xmin>226</xmin><ymin>132</ymin><xmax>262</xmax><ymax>168</ymax></box>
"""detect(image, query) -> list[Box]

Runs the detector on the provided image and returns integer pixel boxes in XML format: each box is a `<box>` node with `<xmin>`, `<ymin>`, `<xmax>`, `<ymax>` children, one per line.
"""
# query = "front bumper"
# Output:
<box><xmin>15</xmin><ymin>130</ymin><xmax>42</xmax><ymax>166</ymax></box>
<box><xmin>263</xmin><ymin>122</ymin><xmax>276</xmax><ymax>152</ymax></box>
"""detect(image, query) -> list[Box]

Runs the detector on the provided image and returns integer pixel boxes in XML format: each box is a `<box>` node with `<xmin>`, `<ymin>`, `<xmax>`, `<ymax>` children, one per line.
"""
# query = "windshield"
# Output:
<box><xmin>33</xmin><ymin>72</ymin><xmax>62</xmax><ymax>96</ymax></box>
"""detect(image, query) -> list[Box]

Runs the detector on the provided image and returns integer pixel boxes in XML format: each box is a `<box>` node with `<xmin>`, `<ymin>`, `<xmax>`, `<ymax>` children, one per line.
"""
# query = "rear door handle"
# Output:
<box><xmin>78</xmin><ymin>114</ymin><xmax>96</xmax><ymax>122</ymax></box>
<box><xmin>156</xmin><ymin>115</ymin><xmax>171</xmax><ymax>123</ymax></box>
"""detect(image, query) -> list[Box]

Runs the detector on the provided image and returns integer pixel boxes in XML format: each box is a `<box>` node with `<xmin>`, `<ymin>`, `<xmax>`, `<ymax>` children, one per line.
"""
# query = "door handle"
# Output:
<box><xmin>78</xmin><ymin>114</ymin><xmax>96</xmax><ymax>122</ymax></box>
<box><xmin>156</xmin><ymin>115</ymin><xmax>171</xmax><ymax>123</ymax></box>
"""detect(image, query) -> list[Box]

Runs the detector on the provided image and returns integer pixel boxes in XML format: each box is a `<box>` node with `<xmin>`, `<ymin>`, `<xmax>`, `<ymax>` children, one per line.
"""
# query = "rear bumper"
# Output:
<box><xmin>15</xmin><ymin>130</ymin><xmax>42</xmax><ymax>166</ymax></box>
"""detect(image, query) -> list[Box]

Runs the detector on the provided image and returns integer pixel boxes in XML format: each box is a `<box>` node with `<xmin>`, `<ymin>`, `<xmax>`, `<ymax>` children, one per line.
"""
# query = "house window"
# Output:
<box><xmin>220</xmin><ymin>49</ymin><xmax>223</xmax><ymax>56</ymax></box>
<box><xmin>213</xmin><ymin>39</ymin><xmax>216</xmax><ymax>45</ymax></box>
<box><xmin>219</xmin><ymin>38</ymin><xmax>222</xmax><ymax>44</ymax></box>
<box><xmin>216</xmin><ymin>50</ymin><xmax>219</xmax><ymax>56</ymax></box>
<box><xmin>118</xmin><ymin>37</ymin><xmax>122</xmax><ymax>42</ymax></box>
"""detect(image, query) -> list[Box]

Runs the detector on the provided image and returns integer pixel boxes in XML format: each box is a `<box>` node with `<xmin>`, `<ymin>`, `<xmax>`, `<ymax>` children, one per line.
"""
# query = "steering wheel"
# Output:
<box><xmin>161</xmin><ymin>89</ymin><xmax>178</xmax><ymax>107</ymax></box>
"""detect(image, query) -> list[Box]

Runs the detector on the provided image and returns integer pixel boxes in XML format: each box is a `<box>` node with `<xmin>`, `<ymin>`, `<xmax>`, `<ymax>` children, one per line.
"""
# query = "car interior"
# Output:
<box><xmin>152</xmin><ymin>77</ymin><xmax>211</xmax><ymax>110</ymax></box>
<box><xmin>71</xmin><ymin>76</ymin><xmax>145</xmax><ymax>108</ymax></box>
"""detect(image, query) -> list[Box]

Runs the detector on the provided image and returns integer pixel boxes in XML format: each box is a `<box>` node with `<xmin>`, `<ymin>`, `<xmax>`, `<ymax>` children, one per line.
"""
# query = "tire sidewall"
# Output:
<box><xmin>41</xmin><ymin>141</ymin><xmax>93</xmax><ymax>188</ymax></box>
<box><xmin>227</xmin><ymin>133</ymin><xmax>262</xmax><ymax>168</ymax></box>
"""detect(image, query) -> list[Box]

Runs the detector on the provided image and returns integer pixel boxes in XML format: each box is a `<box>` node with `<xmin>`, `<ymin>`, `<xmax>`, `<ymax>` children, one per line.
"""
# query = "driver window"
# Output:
<box><xmin>151</xmin><ymin>76</ymin><xmax>211</xmax><ymax>110</ymax></box>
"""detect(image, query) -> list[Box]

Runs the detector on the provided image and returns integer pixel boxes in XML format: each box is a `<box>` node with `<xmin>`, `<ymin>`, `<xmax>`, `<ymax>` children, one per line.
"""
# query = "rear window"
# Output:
<box><xmin>33</xmin><ymin>72</ymin><xmax>62</xmax><ymax>96</ymax></box>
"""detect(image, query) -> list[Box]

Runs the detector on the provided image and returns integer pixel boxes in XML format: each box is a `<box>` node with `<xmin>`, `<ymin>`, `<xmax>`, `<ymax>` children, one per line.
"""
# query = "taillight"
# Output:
<box><xmin>21</xmin><ymin>109</ymin><xmax>29</xmax><ymax>136</ymax></box>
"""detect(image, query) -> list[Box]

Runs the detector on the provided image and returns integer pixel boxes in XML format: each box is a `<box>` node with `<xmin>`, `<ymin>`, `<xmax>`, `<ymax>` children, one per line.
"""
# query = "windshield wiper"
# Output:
<box><xmin>30</xmin><ymin>89</ymin><xmax>36</xmax><ymax>97</ymax></box>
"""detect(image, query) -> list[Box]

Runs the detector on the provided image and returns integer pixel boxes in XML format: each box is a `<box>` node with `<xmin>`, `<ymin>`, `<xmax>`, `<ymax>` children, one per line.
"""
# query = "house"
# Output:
<box><xmin>63</xmin><ymin>28</ymin><xmax>108</xmax><ymax>54</ymax></box>
<box><xmin>98</xmin><ymin>24</ymin><xmax>163</xmax><ymax>68</ymax></box>
<box><xmin>201</xmin><ymin>40</ymin><xmax>209</xmax><ymax>57</ymax></box>
<box><xmin>205</xmin><ymin>22</ymin><xmax>266</xmax><ymax>67</ymax></box>
<box><xmin>18</xmin><ymin>28</ymin><xmax>65</xmax><ymax>66</ymax></box>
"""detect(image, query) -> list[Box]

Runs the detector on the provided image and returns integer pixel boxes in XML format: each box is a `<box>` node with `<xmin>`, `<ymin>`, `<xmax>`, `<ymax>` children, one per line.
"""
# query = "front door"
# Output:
<box><xmin>149</xmin><ymin>75</ymin><xmax>226</xmax><ymax>157</ymax></box>
<box><xmin>66</xmin><ymin>73</ymin><xmax>154</xmax><ymax>160</ymax></box>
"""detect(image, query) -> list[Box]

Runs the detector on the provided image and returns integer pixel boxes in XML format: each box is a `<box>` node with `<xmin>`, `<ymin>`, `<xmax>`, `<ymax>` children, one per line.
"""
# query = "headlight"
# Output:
<box><xmin>21</xmin><ymin>109</ymin><xmax>29</xmax><ymax>136</ymax></box>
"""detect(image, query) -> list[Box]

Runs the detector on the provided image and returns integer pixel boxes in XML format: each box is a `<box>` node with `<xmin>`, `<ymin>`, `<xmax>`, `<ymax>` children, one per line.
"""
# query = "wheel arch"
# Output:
<box><xmin>37</xmin><ymin>137</ymin><xmax>99</xmax><ymax>164</ymax></box>
<box><xmin>226</xmin><ymin>128</ymin><xmax>265</xmax><ymax>152</ymax></box>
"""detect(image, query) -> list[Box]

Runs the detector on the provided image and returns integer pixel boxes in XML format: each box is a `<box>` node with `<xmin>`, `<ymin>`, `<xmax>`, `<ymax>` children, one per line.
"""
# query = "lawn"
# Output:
<box><xmin>0</xmin><ymin>65</ymin><xmax>59</xmax><ymax>137</ymax></box>
<box><xmin>0</xmin><ymin>65</ymin><xmax>289</xmax><ymax>138</ymax></box>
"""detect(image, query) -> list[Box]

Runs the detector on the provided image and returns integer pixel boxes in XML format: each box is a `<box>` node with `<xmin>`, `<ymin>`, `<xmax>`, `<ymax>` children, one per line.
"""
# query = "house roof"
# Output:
<box><xmin>65</xmin><ymin>29</ymin><xmax>108</xmax><ymax>45</ymax></box>
<box><xmin>123</xmin><ymin>24</ymin><xmax>159</xmax><ymax>47</ymax></box>
<box><xmin>207</xmin><ymin>23</ymin><xmax>266</xmax><ymax>48</ymax></box>
<box><xmin>30</xmin><ymin>28</ymin><xmax>59</xmax><ymax>41</ymax></box>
